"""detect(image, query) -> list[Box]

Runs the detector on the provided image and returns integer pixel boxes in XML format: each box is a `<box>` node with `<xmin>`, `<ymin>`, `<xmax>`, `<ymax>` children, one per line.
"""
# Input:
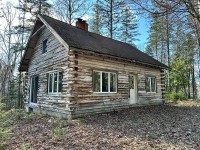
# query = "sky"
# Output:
<box><xmin>135</xmin><ymin>17</ymin><xmax>149</xmax><ymax>51</ymax></box>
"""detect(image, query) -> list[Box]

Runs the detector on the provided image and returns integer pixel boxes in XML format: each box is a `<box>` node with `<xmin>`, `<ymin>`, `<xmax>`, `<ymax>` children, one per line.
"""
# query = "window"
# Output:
<box><xmin>93</xmin><ymin>71</ymin><xmax>117</xmax><ymax>93</ymax></box>
<box><xmin>145</xmin><ymin>76</ymin><xmax>156</xmax><ymax>92</ymax></box>
<box><xmin>47</xmin><ymin>72</ymin><xmax>63</xmax><ymax>94</ymax></box>
<box><xmin>42</xmin><ymin>39</ymin><xmax>48</xmax><ymax>53</ymax></box>
<box><xmin>30</xmin><ymin>76</ymin><xmax>39</xmax><ymax>103</ymax></box>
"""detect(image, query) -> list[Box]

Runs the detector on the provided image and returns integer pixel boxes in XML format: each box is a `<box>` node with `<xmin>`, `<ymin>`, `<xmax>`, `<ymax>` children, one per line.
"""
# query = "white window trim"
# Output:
<box><xmin>93</xmin><ymin>70</ymin><xmax>117</xmax><ymax>93</ymax></box>
<box><xmin>146</xmin><ymin>76</ymin><xmax>156</xmax><ymax>93</ymax></box>
<box><xmin>48</xmin><ymin>72</ymin><xmax>62</xmax><ymax>95</ymax></box>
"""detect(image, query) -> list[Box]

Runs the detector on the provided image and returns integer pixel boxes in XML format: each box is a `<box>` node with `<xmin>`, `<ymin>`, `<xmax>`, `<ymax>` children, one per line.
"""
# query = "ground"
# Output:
<box><xmin>3</xmin><ymin>101</ymin><xmax>200</xmax><ymax>150</ymax></box>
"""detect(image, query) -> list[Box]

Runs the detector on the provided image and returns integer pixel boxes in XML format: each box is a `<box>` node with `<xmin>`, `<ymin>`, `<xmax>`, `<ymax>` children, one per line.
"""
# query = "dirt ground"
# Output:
<box><xmin>5</xmin><ymin>101</ymin><xmax>200</xmax><ymax>150</ymax></box>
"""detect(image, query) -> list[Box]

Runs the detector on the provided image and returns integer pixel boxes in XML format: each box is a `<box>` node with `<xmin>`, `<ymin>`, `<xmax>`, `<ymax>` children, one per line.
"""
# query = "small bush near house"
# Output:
<box><xmin>165</xmin><ymin>91</ymin><xmax>186</xmax><ymax>102</ymax></box>
<box><xmin>20</xmin><ymin>143</ymin><xmax>33</xmax><ymax>150</ymax></box>
<box><xmin>52</xmin><ymin>121</ymin><xmax>69</xmax><ymax>140</ymax></box>
<box><xmin>194</xmin><ymin>99</ymin><xmax>200</xmax><ymax>102</ymax></box>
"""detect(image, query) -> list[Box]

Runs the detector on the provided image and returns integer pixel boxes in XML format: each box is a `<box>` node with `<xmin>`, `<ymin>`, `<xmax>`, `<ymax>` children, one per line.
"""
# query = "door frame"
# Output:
<box><xmin>129</xmin><ymin>74</ymin><xmax>137</xmax><ymax>104</ymax></box>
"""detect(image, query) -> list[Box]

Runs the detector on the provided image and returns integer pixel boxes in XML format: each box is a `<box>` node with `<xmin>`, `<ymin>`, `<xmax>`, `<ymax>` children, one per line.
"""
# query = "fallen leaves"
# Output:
<box><xmin>5</xmin><ymin>101</ymin><xmax>200</xmax><ymax>149</ymax></box>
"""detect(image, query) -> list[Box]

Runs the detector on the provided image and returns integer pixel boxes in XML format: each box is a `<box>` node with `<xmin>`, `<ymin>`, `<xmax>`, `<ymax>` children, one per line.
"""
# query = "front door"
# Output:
<box><xmin>30</xmin><ymin>76</ymin><xmax>39</xmax><ymax>103</ymax></box>
<box><xmin>129</xmin><ymin>74</ymin><xmax>137</xmax><ymax>104</ymax></box>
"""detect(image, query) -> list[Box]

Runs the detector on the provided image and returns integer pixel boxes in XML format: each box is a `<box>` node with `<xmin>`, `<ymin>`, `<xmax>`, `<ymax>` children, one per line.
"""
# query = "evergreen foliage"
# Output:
<box><xmin>118</xmin><ymin>7</ymin><xmax>140</xmax><ymax>45</ymax></box>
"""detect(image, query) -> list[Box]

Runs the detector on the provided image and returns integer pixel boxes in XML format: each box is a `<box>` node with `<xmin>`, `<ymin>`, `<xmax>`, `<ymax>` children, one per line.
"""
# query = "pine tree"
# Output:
<box><xmin>91</xmin><ymin>0</ymin><xmax>102</xmax><ymax>34</ymax></box>
<box><xmin>118</xmin><ymin>7</ymin><xmax>139</xmax><ymax>45</ymax></box>
<box><xmin>146</xmin><ymin>13</ymin><xmax>162</xmax><ymax>61</ymax></box>
<box><xmin>22</xmin><ymin>0</ymin><xmax>52</xmax><ymax>24</ymax></box>
<box><xmin>98</xmin><ymin>0</ymin><xmax>123</xmax><ymax>39</ymax></box>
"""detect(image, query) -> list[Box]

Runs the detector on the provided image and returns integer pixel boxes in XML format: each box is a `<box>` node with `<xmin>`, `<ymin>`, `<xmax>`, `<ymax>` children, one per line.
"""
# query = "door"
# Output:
<box><xmin>30</xmin><ymin>76</ymin><xmax>39</xmax><ymax>103</ymax></box>
<box><xmin>129</xmin><ymin>74</ymin><xmax>137</xmax><ymax>104</ymax></box>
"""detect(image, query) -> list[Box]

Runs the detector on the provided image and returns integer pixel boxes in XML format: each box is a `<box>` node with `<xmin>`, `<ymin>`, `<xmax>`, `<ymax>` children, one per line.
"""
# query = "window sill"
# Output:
<box><xmin>29</xmin><ymin>102</ymin><xmax>38</xmax><ymax>107</ymax></box>
<box><xmin>146</xmin><ymin>92</ymin><xmax>157</xmax><ymax>94</ymax></box>
<box><xmin>93</xmin><ymin>92</ymin><xmax>117</xmax><ymax>94</ymax></box>
<box><xmin>47</xmin><ymin>93</ymin><xmax>62</xmax><ymax>96</ymax></box>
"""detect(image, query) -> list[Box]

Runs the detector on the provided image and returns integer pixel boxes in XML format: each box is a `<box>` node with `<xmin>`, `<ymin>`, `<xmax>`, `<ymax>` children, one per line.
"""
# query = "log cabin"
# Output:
<box><xmin>19</xmin><ymin>15</ymin><xmax>168</xmax><ymax>119</ymax></box>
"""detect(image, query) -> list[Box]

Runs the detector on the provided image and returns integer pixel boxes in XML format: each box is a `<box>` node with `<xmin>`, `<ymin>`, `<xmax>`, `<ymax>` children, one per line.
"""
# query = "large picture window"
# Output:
<box><xmin>93</xmin><ymin>71</ymin><xmax>117</xmax><ymax>93</ymax></box>
<box><xmin>145</xmin><ymin>76</ymin><xmax>156</xmax><ymax>92</ymax></box>
<box><xmin>48</xmin><ymin>72</ymin><xmax>63</xmax><ymax>94</ymax></box>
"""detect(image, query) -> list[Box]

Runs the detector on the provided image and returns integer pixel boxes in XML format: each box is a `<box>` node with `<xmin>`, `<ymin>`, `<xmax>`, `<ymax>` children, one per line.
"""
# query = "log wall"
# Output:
<box><xmin>68</xmin><ymin>50</ymin><xmax>164</xmax><ymax>117</ymax></box>
<box><xmin>25</xmin><ymin>27</ymin><xmax>71</xmax><ymax>118</ymax></box>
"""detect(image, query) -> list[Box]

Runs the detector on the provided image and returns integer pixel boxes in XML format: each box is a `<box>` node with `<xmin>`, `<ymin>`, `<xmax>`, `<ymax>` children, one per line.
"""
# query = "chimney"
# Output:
<box><xmin>76</xmin><ymin>18</ymin><xmax>88</xmax><ymax>31</ymax></box>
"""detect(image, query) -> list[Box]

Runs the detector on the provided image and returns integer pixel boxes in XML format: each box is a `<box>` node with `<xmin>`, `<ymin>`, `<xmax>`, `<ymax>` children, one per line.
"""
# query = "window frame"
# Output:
<box><xmin>42</xmin><ymin>38</ymin><xmax>48</xmax><ymax>54</ymax></box>
<box><xmin>145</xmin><ymin>76</ymin><xmax>156</xmax><ymax>93</ymax></box>
<box><xmin>93</xmin><ymin>70</ymin><xmax>117</xmax><ymax>93</ymax></box>
<box><xmin>47</xmin><ymin>71</ymin><xmax>62</xmax><ymax>95</ymax></box>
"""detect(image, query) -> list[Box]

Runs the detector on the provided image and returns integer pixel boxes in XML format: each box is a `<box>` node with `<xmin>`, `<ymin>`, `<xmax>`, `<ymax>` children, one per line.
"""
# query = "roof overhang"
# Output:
<box><xmin>69</xmin><ymin>46</ymin><xmax>169</xmax><ymax>70</ymax></box>
<box><xmin>19</xmin><ymin>19</ymin><xmax>45</xmax><ymax>72</ymax></box>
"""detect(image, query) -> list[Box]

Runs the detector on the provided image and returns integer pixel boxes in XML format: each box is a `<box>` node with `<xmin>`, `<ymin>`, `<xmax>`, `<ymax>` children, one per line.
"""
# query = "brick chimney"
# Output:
<box><xmin>76</xmin><ymin>18</ymin><xmax>88</xmax><ymax>31</ymax></box>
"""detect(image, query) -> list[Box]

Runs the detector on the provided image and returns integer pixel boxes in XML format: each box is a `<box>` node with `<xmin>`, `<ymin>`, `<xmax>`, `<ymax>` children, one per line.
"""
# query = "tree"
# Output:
<box><xmin>20</xmin><ymin>0</ymin><xmax>52</xmax><ymax>25</ymax></box>
<box><xmin>91</xmin><ymin>0</ymin><xmax>102</xmax><ymax>34</ymax></box>
<box><xmin>118</xmin><ymin>6</ymin><xmax>139</xmax><ymax>45</ymax></box>
<box><xmin>131</xmin><ymin>0</ymin><xmax>200</xmax><ymax>78</ymax></box>
<box><xmin>146</xmin><ymin>13</ymin><xmax>161</xmax><ymax>61</ymax></box>
<box><xmin>0</xmin><ymin>2</ymin><xmax>20</xmax><ymax>107</ymax></box>
<box><xmin>98</xmin><ymin>0</ymin><xmax>124</xmax><ymax>39</ymax></box>
<box><xmin>168</xmin><ymin>17</ymin><xmax>197</xmax><ymax>98</ymax></box>
<box><xmin>53</xmin><ymin>0</ymin><xmax>90</xmax><ymax>24</ymax></box>
<box><xmin>15</xmin><ymin>0</ymin><xmax>32</xmax><ymax>108</ymax></box>
<box><xmin>170</xmin><ymin>57</ymin><xmax>188</xmax><ymax>93</ymax></box>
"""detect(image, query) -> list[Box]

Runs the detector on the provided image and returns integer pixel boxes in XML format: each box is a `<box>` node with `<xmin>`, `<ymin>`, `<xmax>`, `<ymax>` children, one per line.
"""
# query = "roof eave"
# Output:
<box><xmin>19</xmin><ymin>17</ymin><xmax>44</xmax><ymax>72</ymax></box>
<box><xmin>69</xmin><ymin>46</ymin><xmax>168</xmax><ymax>70</ymax></box>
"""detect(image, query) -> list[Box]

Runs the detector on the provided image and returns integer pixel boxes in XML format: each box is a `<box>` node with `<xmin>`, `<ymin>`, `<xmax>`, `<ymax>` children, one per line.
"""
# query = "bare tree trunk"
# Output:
<box><xmin>192</xmin><ymin>63</ymin><xmax>196</xmax><ymax>99</ymax></box>
<box><xmin>166</xmin><ymin>10</ymin><xmax>171</xmax><ymax>92</ymax></box>
<box><xmin>39</xmin><ymin>0</ymin><xmax>42</xmax><ymax>14</ymax></box>
<box><xmin>188</xmin><ymin>69</ymin><xmax>191</xmax><ymax>98</ymax></box>
<box><xmin>68</xmin><ymin>0</ymin><xmax>72</xmax><ymax>24</ymax></box>
<box><xmin>110</xmin><ymin>0</ymin><xmax>113</xmax><ymax>39</ymax></box>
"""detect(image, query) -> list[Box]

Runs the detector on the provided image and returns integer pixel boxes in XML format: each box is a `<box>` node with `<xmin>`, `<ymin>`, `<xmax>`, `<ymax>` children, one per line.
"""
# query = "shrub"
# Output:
<box><xmin>20</xmin><ymin>143</ymin><xmax>33</xmax><ymax>150</ymax></box>
<box><xmin>52</xmin><ymin>120</ymin><xmax>69</xmax><ymax>140</ymax></box>
<box><xmin>194</xmin><ymin>99</ymin><xmax>200</xmax><ymax>102</ymax></box>
<box><xmin>165</xmin><ymin>91</ymin><xmax>186</xmax><ymax>102</ymax></box>
<box><xmin>52</xmin><ymin>124</ymin><xmax>68</xmax><ymax>140</ymax></box>
<box><xmin>0</xmin><ymin>103</ymin><xmax>12</xmax><ymax>148</ymax></box>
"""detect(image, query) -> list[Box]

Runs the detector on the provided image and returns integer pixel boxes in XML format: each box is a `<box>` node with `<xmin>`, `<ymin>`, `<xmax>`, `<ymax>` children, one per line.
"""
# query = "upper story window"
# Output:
<box><xmin>47</xmin><ymin>72</ymin><xmax>63</xmax><ymax>94</ymax></box>
<box><xmin>42</xmin><ymin>39</ymin><xmax>48</xmax><ymax>53</ymax></box>
<box><xmin>93</xmin><ymin>71</ymin><xmax>117</xmax><ymax>93</ymax></box>
<box><xmin>145</xmin><ymin>76</ymin><xmax>156</xmax><ymax>93</ymax></box>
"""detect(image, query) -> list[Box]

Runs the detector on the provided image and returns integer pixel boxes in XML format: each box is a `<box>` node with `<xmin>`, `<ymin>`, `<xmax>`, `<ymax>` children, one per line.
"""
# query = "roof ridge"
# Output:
<box><xmin>39</xmin><ymin>14</ymin><xmax>138</xmax><ymax>48</ymax></box>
